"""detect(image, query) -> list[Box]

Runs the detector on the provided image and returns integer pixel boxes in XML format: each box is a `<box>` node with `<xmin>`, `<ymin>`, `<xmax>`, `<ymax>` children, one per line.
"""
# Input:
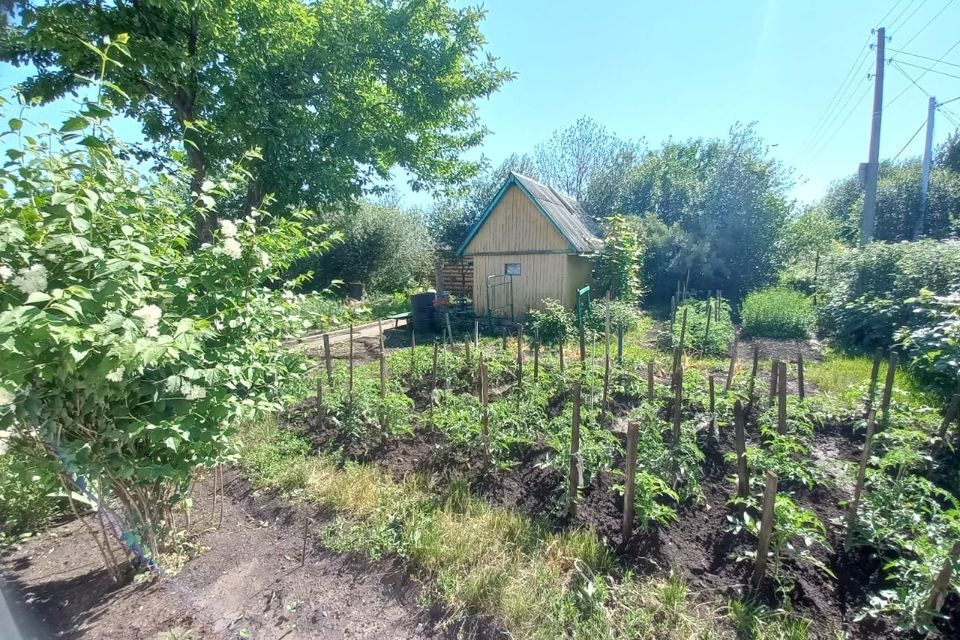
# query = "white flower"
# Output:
<box><xmin>105</xmin><ymin>368</ymin><xmax>124</xmax><ymax>383</ymax></box>
<box><xmin>0</xmin><ymin>387</ymin><xmax>13</xmax><ymax>407</ymax></box>
<box><xmin>258</xmin><ymin>250</ymin><xmax>271</xmax><ymax>267</ymax></box>
<box><xmin>182</xmin><ymin>382</ymin><xmax>206</xmax><ymax>400</ymax></box>
<box><xmin>12</xmin><ymin>264</ymin><xmax>48</xmax><ymax>294</ymax></box>
<box><xmin>219</xmin><ymin>218</ymin><xmax>238</xmax><ymax>238</ymax></box>
<box><xmin>219</xmin><ymin>237</ymin><xmax>243</xmax><ymax>260</ymax></box>
<box><xmin>214</xmin><ymin>320</ymin><xmax>224</xmax><ymax>331</ymax></box>
<box><xmin>133</xmin><ymin>304</ymin><xmax>163</xmax><ymax>337</ymax></box>
<box><xmin>282</xmin><ymin>289</ymin><xmax>295</xmax><ymax>301</ymax></box>
<box><xmin>0</xmin><ymin>264</ymin><xmax>12</xmax><ymax>281</ymax></box>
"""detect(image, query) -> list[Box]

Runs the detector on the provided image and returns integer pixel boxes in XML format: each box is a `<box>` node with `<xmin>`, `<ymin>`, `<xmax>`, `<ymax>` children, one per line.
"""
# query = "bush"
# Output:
<box><xmin>584</xmin><ymin>299</ymin><xmax>644</xmax><ymax>336</ymax></box>
<box><xmin>527</xmin><ymin>299</ymin><xmax>575</xmax><ymax>346</ymax></box>
<box><xmin>0</xmin><ymin>446</ymin><xmax>64</xmax><ymax>540</ymax></box>
<box><xmin>672</xmin><ymin>299</ymin><xmax>734</xmax><ymax>357</ymax></box>
<box><xmin>816</xmin><ymin>240</ymin><xmax>960</xmax><ymax>352</ymax></box>
<box><xmin>896</xmin><ymin>290</ymin><xmax>960</xmax><ymax>399</ymax></box>
<box><xmin>740</xmin><ymin>288</ymin><xmax>814</xmax><ymax>339</ymax></box>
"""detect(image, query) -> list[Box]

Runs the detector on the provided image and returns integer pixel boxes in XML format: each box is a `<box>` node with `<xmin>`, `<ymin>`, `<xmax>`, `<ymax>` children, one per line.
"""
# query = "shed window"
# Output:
<box><xmin>504</xmin><ymin>263</ymin><xmax>521</xmax><ymax>276</ymax></box>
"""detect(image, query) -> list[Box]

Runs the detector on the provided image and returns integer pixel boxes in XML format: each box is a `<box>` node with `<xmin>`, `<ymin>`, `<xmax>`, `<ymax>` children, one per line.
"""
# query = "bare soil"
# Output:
<box><xmin>1</xmin><ymin>471</ymin><xmax>496</xmax><ymax>640</ymax></box>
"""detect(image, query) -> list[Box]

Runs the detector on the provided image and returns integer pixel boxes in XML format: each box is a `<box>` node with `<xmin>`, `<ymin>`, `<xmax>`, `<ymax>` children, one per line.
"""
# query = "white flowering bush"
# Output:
<box><xmin>0</xmin><ymin>97</ymin><xmax>333</xmax><ymax>561</ymax></box>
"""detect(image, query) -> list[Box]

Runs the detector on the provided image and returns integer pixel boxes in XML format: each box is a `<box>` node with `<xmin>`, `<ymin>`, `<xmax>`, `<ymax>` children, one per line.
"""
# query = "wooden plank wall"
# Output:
<box><xmin>463</xmin><ymin>185</ymin><xmax>569</xmax><ymax>253</ymax></box>
<box><xmin>437</xmin><ymin>259</ymin><xmax>473</xmax><ymax>296</ymax></box>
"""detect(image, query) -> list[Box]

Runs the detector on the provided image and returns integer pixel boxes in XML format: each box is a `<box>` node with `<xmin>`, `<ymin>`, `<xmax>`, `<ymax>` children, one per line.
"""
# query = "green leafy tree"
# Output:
<box><xmin>2</xmin><ymin>0</ymin><xmax>511</xmax><ymax>241</ymax></box>
<box><xmin>592</xmin><ymin>214</ymin><xmax>645</xmax><ymax>302</ymax></box>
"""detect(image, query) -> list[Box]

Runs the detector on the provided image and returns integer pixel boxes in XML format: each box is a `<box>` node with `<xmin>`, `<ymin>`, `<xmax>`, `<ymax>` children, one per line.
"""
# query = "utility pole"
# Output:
<box><xmin>861</xmin><ymin>27</ymin><xmax>885</xmax><ymax>246</ymax></box>
<box><xmin>914</xmin><ymin>96</ymin><xmax>936</xmax><ymax>240</ymax></box>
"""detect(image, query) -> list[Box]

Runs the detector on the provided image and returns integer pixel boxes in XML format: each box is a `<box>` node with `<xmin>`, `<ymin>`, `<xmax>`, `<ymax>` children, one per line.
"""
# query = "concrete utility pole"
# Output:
<box><xmin>861</xmin><ymin>27</ymin><xmax>886</xmax><ymax>246</ymax></box>
<box><xmin>914</xmin><ymin>96</ymin><xmax>936</xmax><ymax>240</ymax></box>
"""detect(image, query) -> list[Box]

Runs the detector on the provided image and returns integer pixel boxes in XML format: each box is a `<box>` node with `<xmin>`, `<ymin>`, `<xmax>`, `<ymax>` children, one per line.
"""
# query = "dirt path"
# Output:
<box><xmin>0</xmin><ymin>472</ymin><xmax>466</xmax><ymax>640</ymax></box>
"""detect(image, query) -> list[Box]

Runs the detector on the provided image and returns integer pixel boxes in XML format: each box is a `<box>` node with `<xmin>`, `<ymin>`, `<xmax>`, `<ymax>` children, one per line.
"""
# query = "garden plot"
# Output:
<box><xmin>278</xmin><ymin>315</ymin><xmax>960</xmax><ymax>639</ymax></box>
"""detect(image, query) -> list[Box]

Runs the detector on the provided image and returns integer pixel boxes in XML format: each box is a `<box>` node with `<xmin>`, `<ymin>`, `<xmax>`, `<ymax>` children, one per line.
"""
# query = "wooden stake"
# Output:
<box><xmin>568</xmin><ymin>381</ymin><xmax>583</xmax><ymax>516</ymax></box>
<box><xmin>474</xmin><ymin>320</ymin><xmax>479</xmax><ymax>347</ymax></box>
<box><xmin>378</xmin><ymin>330</ymin><xmax>387</xmax><ymax>428</ymax></box>
<box><xmin>670</xmin><ymin>294</ymin><xmax>677</xmax><ymax>324</ymax></box>
<box><xmin>431</xmin><ymin>340</ymin><xmax>439</xmax><ymax>390</ymax></box>
<box><xmin>322</xmin><ymin>333</ymin><xmax>333</xmax><ymax>386</ymax></box>
<box><xmin>533</xmin><ymin>332</ymin><xmax>540</xmax><ymax>383</ymax></box>
<box><xmin>348</xmin><ymin>324</ymin><xmax>355</xmax><ymax>405</ymax></box>
<box><xmin>316</xmin><ymin>375</ymin><xmax>324</xmax><ymax>429</ymax></box>
<box><xmin>672</xmin><ymin>362</ymin><xmax>683</xmax><ymax>443</ymax></box>
<box><xmin>559</xmin><ymin>339</ymin><xmax>565</xmax><ymax>373</ymax></box>
<box><xmin>603</xmin><ymin>294</ymin><xmax>611</xmax><ymax>414</ymax></box>
<box><xmin>752</xmin><ymin>471</ymin><xmax>779</xmax><ymax>587</ymax></box>
<box><xmin>622</xmin><ymin>420</ymin><xmax>639</xmax><ymax>539</ymax></box>
<box><xmin>617</xmin><ymin>325</ymin><xmax>624</xmax><ymax>365</ymax></box>
<box><xmin>676</xmin><ymin>307</ymin><xmax>688</xmax><ymax>357</ymax></box>
<box><xmin>708</xmin><ymin>375</ymin><xmax>718</xmax><ymax>441</ymax></box>
<box><xmin>734</xmin><ymin>400</ymin><xmax>749</xmax><ymax>498</ymax></box>
<box><xmin>516</xmin><ymin>325</ymin><xmax>523</xmax><ymax>386</ymax></box>
<box><xmin>846</xmin><ymin>410</ymin><xmax>877</xmax><ymax>536</ymax></box>
<box><xmin>797</xmin><ymin>352</ymin><xmax>805</xmax><ymax>401</ymax></box>
<box><xmin>725</xmin><ymin>333</ymin><xmax>739</xmax><ymax>392</ymax></box>
<box><xmin>748</xmin><ymin>344</ymin><xmax>760</xmax><ymax>402</ymax></box>
<box><xmin>925</xmin><ymin>539</ymin><xmax>960</xmax><ymax>615</ymax></box>
<box><xmin>768</xmin><ymin>359</ymin><xmax>779</xmax><ymax>409</ymax></box>
<box><xmin>777</xmin><ymin>360</ymin><xmax>788</xmax><ymax>435</ymax></box>
<box><xmin>464</xmin><ymin>335</ymin><xmax>472</xmax><ymax>367</ymax></box>
<box><xmin>866</xmin><ymin>348</ymin><xmax>883</xmax><ymax>413</ymax></box>
<box><xmin>880</xmin><ymin>351</ymin><xmax>898</xmax><ymax>424</ymax></box>
<box><xmin>703</xmin><ymin>299</ymin><xmax>713</xmax><ymax>346</ymax></box>
<box><xmin>479</xmin><ymin>356</ymin><xmax>490</xmax><ymax>467</ymax></box>
<box><xmin>647</xmin><ymin>360</ymin><xmax>655</xmax><ymax>400</ymax></box>
<box><xmin>410</xmin><ymin>329</ymin><xmax>416</xmax><ymax>379</ymax></box>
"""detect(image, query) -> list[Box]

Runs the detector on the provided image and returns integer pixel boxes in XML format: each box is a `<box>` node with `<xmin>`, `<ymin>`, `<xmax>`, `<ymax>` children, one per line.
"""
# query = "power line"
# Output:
<box><xmin>878</xmin><ymin>0</ymin><xmax>911</xmax><ymax>26</ymax></box>
<box><xmin>937</xmin><ymin>94</ymin><xmax>960</xmax><ymax>105</ymax></box>
<box><xmin>808</xmin><ymin>83</ymin><xmax>874</xmax><ymax>160</ymax></box>
<box><xmin>888</xmin><ymin>0</ymin><xmax>927</xmax><ymax>31</ymax></box>
<box><xmin>894</xmin><ymin>59</ymin><xmax>960</xmax><ymax>80</ymax></box>
<box><xmin>887</xmin><ymin>37</ymin><xmax>960</xmax><ymax>107</ymax></box>
<box><xmin>891</xmin><ymin>61</ymin><xmax>935</xmax><ymax>96</ymax></box>
<box><xmin>888</xmin><ymin>48</ymin><xmax>960</xmax><ymax>68</ymax></box>
<box><xmin>795</xmin><ymin>41</ymin><xmax>872</xmax><ymax>157</ymax></box>
<box><xmin>892</xmin><ymin>117</ymin><xmax>929</xmax><ymax>159</ymax></box>
<box><xmin>896</xmin><ymin>0</ymin><xmax>956</xmax><ymax>51</ymax></box>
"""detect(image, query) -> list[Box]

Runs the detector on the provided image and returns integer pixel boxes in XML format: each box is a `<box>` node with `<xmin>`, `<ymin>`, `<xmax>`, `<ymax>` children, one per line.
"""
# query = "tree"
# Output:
<box><xmin>2</xmin><ymin>0</ymin><xmax>511</xmax><ymax>241</ymax></box>
<box><xmin>534</xmin><ymin>116</ymin><xmax>635</xmax><ymax>202</ymax></box>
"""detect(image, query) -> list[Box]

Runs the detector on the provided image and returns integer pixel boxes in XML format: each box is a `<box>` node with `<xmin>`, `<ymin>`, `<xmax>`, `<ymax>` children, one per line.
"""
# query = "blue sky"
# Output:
<box><xmin>2</xmin><ymin>0</ymin><xmax>959</xmax><ymax>208</ymax></box>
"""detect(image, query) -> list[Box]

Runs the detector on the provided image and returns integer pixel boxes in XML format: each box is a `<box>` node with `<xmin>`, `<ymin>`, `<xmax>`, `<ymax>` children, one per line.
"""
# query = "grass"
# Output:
<box><xmin>804</xmin><ymin>350</ymin><xmax>935</xmax><ymax>408</ymax></box>
<box><xmin>740</xmin><ymin>288</ymin><xmax>814</xmax><ymax>339</ymax></box>
<box><xmin>237</xmin><ymin>417</ymin><xmax>738</xmax><ymax>639</ymax></box>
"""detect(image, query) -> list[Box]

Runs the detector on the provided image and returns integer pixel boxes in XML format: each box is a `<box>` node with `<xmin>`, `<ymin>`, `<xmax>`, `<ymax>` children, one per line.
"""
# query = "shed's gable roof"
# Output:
<box><xmin>456</xmin><ymin>172</ymin><xmax>602</xmax><ymax>256</ymax></box>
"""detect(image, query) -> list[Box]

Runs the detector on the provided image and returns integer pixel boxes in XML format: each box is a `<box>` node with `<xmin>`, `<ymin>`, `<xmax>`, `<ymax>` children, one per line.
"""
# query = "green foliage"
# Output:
<box><xmin>896</xmin><ymin>289</ymin><xmax>960</xmax><ymax>399</ymax></box>
<box><xmin>740</xmin><ymin>288</ymin><xmax>814</xmax><ymax>339</ymax></box>
<box><xmin>319</xmin><ymin>363</ymin><xmax>414</xmax><ymax>446</ymax></box>
<box><xmin>816</xmin><ymin>240</ymin><xmax>960</xmax><ymax>352</ymax></box>
<box><xmin>546</xmin><ymin>403</ymin><xmax>620</xmax><ymax>487</ymax></box>
<box><xmin>593</xmin><ymin>215</ymin><xmax>645</xmax><ymax>302</ymax></box>
<box><xmin>672</xmin><ymin>299</ymin><xmax>734</xmax><ymax>357</ymax></box>
<box><xmin>0</xmin><ymin>445</ymin><xmax>64</xmax><ymax>540</ymax></box>
<box><xmin>0</xmin><ymin>103</ymin><xmax>327</xmax><ymax>558</ymax></box>
<box><xmin>5</xmin><ymin>0</ymin><xmax>511</xmax><ymax>228</ymax></box>
<box><xmin>583</xmin><ymin>300</ymin><xmax>644</xmax><ymax>337</ymax></box>
<box><xmin>292</xmin><ymin>202</ymin><xmax>432</xmax><ymax>293</ymax></box>
<box><xmin>776</xmin><ymin>209</ymin><xmax>844</xmax><ymax>293</ymax></box>
<box><xmin>528</xmin><ymin>299</ymin><xmax>575</xmax><ymax>347</ymax></box>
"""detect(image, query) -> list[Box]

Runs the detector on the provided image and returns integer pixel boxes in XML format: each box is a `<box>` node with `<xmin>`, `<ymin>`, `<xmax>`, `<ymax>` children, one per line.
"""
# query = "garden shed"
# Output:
<box><xmin>456</xmin><ymin>172</ymin><xmax>601</xmax><ymax>319</ymax></box>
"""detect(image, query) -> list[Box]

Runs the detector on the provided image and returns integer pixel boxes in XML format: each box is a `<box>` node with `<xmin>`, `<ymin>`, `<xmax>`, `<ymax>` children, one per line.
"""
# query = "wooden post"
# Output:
<box><xmin>479</xmin><ymin>356</ymin><xmax>490</xmax><ymax>467</ymax></box>
<box><xmin>559</xmin><ymin>339</ymin><xmax>565</xmax><ymax>373</ymax></box>
<box><xmin>715</xmin><ymin>290</ymin><xmax>721</xmax><ymax>321</ymax></box>
<box><xmin>768</xmin><ymin>359</ymin><xmax>779</xmax><ymax>408</ymax></box>
<box><xmin>925</xmin><ymin>539</ymin><xmax>960</xmax><ymax>615</ymax></box>
<box><xmin>622</xmin><ymin>420</ymin><xmax>639</xmax><ymax>539</ymax></box>
<box><xmin>322</xmin><ymin>333</ymin><xmax>333</xmax><ymax>386</ymax></box>
<box><xmin>752</xmin><ymin>471</ymin><xmax>779</xmax><ymax>587</ymax></box>
<box><xmin>703</xmin><ymin>299</ymin><xmax>713</xmax><ymax>345</ymax></box>
<box><xmin>676</xmin><ymin>307</ymin><xmax>688</xmax><ymax>357</ymax></box>
<box><xmin>846</xmin><ymin>410</ymin><xmax>877</xmax><ymax>536</ymax></box>
<box><xmin>672</xmin><ymin>362</ymin><xmax>683</xmax><ymax>443</ymax></box>
<box><xmin>378</xmin><ymin>327</ymin><xmax>387</xmax><ymax>397</ymax></box>
<box><xmin>568</xmin><ymin>382</ymin><xmax>583</xmax><ymax>516</ymax></box>
<box><xmin>603</xmin><ymin>294</ymin><xmax>611</xmax><ymax>414</ymax></box>
<box><xmin>410</xmin><ymin>329</ymin><xmax>416</xmax><ymax>379</ymax></box>
<box><xmin>748</xmin><ymin>344</ymin><xmax>760</xmax><ymax>402</ymax></box>
<box><xmin>725</xmin><ymin>333</ymin><xmax>739</xmax><ymax>392</ymax></box>
<box><xmin>880</xmin><ymin>351</ymin><xmax>898</xmax><ymax>424</ymax></box>
<box><xmin>734</xmin><ymin>400</ymin><xmax>749</xmax><ymax>498</ymax></box>
<box><xmin>866</xmin><ymin>348</ymin><xmax>883</xmax><ymax>413</ymax></box>
<box><xmin>937</xmin><ymin>394</ymin><xmax>960</xmax><ymax>447</ymax></box>
<box><xmin>464</xmin><ymin>335</ymin><xmax>472</xmax><ymax>367</ymax></box>
<box><xmin>516</xmin><ymin>325</ymin><xmax>523</xmax><ymax>386</ymax></box>
<box><xmin>708</xmin><ymin>375</ymin><xmax>717</xmax><ymax>441</ymax></box>
<box><xmin>777</xmin><ymin>360</ymin><xmax>788</xmax><ymax>435</ymax></box>
<box><xmin>431</xmin><ymin>340</ymin><xmax>439</xmax><ymax>392</ymax></box>
<box><xmin>647</xmin><ymin>360</ymin><xmax>655</xmax><ymax>400</ymax></box>
<box><xmin>474</xmin><ymin>320</ymin><xmax>479</xmax><ymax>348</ymax></box>
<box><xmin>796</xmin><ymin>353</ymin><xmax>805</xmax><ymax>401</ymax></box>
<box><xmin>617</xmin><ymin>325</ymin><xmax>624</xmax><ymax>365</ymax></box>
<box><xmin>670</xmin><ymin>294</ymin><xmax>677</xmax><ymax>324</ymax></box>
<box><xmin>533</xmin><ymin>331</ymin><xmax>540</xmax><ymax>383</ymax></box>
<box><xmin>348</xmin><ymin>324</ymin><xmax>355</xmax><ymax>405</ymax></box>
<box><xmin>316</xmin><ymin>375</ymin><xmax>324</xmax><ymax>429</ymax></box>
